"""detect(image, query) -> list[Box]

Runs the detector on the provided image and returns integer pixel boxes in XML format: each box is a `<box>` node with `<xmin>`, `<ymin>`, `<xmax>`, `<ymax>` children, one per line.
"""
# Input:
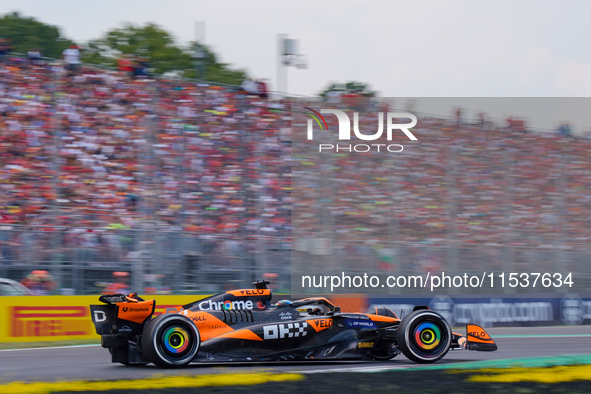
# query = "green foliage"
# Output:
<box><xmin>82</xmin><ymin>23</ymin><xmax>248</xmax><ymax>85</ymax></box>
<box><xmin>0</xmin><ymin>11</ymin><xmax>75</xmax><ymax>58</ymax></box>
<box><xmin>0</xmin><ymin>12</ymin><xmax>248</xmax><ymax>85</ymax></box>
<box><xmin>319</xmin><ymin>81</ymin><xmax>378</xmax><ymax>97</ymax></box>
<box><xmin>83</xmin><ymin>23</ymin><xmax>192</xmax><ymax>74</ymax></box>
<box><xmin>184</xmin><ymin>42</ymin><xmax>248</xmax><ymax>85</ymax></box>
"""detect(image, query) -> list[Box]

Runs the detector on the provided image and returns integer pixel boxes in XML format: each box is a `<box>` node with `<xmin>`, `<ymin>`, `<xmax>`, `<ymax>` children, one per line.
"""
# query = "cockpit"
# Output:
<box><xmin>276</xmin><ymin>298</ymin><xmax>339</xmax><ymax>316</ymax></box>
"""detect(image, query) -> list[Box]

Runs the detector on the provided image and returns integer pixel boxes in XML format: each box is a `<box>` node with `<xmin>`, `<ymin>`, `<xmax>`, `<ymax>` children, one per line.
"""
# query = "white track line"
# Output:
<box><xmin>290</xmin><ymin>365</ymin><xmax>409</xmax><ymax>374</ymax></box>
<box><xmin>0</xmin><ymin>344</ymin><xmax>100</xmax><ymax>352</ymax></box>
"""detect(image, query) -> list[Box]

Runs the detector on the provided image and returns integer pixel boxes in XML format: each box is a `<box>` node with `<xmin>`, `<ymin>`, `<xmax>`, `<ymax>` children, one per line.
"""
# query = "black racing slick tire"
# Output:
<box><xmin>397</xmin><ymin>310</ymin><xmax>452</xmax><ymax>363</ymax></box>
<box><xmin>141</xmin><ymin>314</ymin><xmax>200</xmax><ymax>368</ymax></box>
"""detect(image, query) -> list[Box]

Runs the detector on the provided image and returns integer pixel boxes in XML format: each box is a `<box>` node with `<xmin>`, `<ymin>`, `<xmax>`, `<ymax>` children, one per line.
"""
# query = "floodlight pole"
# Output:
<box><xmin>277</xmin><ymin>34</ymin><xmax>288</xmax><ymax>95</ymax></box>
<box><xmin>277</xmin><ymin>34</ymin><xmax>306</xmax><ymax>96</ymax></box>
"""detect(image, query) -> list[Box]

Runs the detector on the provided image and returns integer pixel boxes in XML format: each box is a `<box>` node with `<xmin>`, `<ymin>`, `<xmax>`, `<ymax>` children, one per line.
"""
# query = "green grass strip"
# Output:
<box><xmin>391</xmin><ymin>354</ymin><xmax>591</xmax><ymax>372</ymax></box>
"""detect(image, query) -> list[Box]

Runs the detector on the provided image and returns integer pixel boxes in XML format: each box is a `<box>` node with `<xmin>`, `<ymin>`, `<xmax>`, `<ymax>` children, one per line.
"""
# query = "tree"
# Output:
<box><xmin>83</xmin><ymin>23</ymin><xmax>191</xmax><ymax>74</ymax></box>
<box><xmin>185</xmin><ymin>42</ymin><xmax>248</xmax><ymax>85</ymax></box>
<box><xmin>0</xmin><ymin>12</ymin><xmax>75</xmax><ymax>58</ymax></box>
<box><xmin>83</xmin><ymin>23</ymin><xmax>248</xmax><ymax>85</ymax></box>
<box><xmin>319</xmin><ymin>81</ymin><xmax>378</xmax><ymax>98</ymax></box>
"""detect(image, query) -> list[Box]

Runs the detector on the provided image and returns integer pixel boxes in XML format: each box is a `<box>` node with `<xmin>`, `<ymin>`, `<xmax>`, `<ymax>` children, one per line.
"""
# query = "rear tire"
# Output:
<box><xmin>397</xmin><ymin>310</ymin><xmax>451</xmax><ymax>363</ymax></box>
<box><xmin>141</xmin><ymin>314</ymin><xmax>200</xmax><ymax>368</ymax></box>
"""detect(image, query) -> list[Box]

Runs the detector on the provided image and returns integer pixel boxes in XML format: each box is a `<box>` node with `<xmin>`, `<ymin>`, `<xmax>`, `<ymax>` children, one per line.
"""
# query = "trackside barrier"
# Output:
<box><xmin>369</xmin><ymin>294</ymin><xmax>591</xmax><ymax>328</ymax></box>
<box><xmin>1</xmin><ymin>294</ymin><xmax>368</xmax><ymax>342</ymax></box>
<box><xmin>0</xmin><ymin>295</ymin><xmax>207</xmax><ymax>343</ymax></box>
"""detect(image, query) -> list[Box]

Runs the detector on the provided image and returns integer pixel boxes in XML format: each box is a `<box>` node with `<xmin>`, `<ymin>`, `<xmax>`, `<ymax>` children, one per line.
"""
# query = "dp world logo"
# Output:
<box><xmin>304</xmin><ymin>107</ymin><xmax>418</xmax><ymax>153</ymax></box>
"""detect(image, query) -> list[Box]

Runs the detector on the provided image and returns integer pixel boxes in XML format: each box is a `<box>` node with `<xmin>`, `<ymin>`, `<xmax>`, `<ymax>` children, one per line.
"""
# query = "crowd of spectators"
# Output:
<box><xmin>292</xmin><ymin>103</ymin><xmax>591</xmax><ymax>251</ymax></box>
<box><xmin>0</xmin><ymin>55</ymin><xmax>290</xmax><ymax>270</ymax></box>
<box><xmin>1</xmin><ymin>53</ymin><xmax>591</xmax><ymax>279</ymax></box>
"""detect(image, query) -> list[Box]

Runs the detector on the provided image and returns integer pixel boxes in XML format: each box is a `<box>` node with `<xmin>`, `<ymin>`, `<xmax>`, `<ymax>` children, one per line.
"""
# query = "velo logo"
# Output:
<box><xmin>303</xmin><ymin>107</ymin><xmax>418</xmax><ymax>153</ymax></box>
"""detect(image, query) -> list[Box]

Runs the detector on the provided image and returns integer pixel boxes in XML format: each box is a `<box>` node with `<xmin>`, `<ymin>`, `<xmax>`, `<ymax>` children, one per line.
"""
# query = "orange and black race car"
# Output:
<box><xmin>90</xmin><ymin>281</ymin><xmax>497</xmax><ymax>368</ymax></box>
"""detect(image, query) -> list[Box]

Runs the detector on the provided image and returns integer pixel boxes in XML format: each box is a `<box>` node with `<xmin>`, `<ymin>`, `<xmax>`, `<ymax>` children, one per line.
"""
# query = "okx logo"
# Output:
<box><xmin>304</xmin><ymin>108</ymin><xmax>417</xmax><ymax>153</ymax></box>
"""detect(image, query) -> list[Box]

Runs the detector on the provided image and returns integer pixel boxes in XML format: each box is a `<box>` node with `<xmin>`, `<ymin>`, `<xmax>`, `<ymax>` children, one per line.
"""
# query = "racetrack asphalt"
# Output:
<box><xmin>0</xmin><ymin>326</ymin><xmax>589</xmax><ymax>383</ymax></box>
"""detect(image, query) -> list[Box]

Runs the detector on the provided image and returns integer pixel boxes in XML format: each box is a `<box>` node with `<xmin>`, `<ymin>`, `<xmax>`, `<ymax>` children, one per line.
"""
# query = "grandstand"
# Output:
<box><xmin>0</xmin><ymin>54</ymin><xmax>590</xmax><ymax>294</ymax></box>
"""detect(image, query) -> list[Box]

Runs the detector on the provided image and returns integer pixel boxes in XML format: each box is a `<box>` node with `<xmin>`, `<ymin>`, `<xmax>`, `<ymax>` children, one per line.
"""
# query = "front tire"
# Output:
<box><xmin>141</xmin><ymin>314</ymin><xmax>200</xmax><ymax>368</ymax></box>
<box><xmin>397</xmin><ymin>310</ymin><xmax>451</xmax><ymax>363</ymax></box>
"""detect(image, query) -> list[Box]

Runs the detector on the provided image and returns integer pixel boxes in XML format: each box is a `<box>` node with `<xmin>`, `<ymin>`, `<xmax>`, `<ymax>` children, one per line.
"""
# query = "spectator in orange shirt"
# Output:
<box><xmin>102</xmin><ymin>271</ymin><xmax>131</xmax><ymax>295</ymax></box>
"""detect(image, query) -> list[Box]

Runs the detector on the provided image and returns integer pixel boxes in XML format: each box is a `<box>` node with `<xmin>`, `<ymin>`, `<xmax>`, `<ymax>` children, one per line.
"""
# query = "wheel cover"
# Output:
<box><xmin>155</xmin><ymin>320</ymin><xmax>199</xmax><ymax>364</ymax></box>
<box><xmin>409</xmin><ymin>319</ymin><xmax>448</xmax><ymax>358</ymax></box>
<box><xmin>162</xmin><ymin>326</ymin><xmax>191</xmax><ymax>356</ymax></box>
<box><xmin>414</xmin><ymin>322</ymin><xmax>441</xmax><ymax>350</ymax></box>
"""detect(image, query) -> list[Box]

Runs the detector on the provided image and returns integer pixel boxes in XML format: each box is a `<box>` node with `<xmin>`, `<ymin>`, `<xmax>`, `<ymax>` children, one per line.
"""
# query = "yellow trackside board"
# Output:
<box><xmin>0</xmin><ymin>295</ymin><xmax>206</xmax><ymax>342</ymax></box>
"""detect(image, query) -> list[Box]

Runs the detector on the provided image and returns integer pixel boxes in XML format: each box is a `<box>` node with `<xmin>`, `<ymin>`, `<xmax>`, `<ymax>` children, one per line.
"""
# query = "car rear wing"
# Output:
<box><xmin>98</xmin><ymin>293</ymin><xmax>145</xmax><ymax>304</ymax></box>
<box><xmin>90</xmin><ymin>293</ymin><xmax>154</xmax><ymax>338</ymax></box>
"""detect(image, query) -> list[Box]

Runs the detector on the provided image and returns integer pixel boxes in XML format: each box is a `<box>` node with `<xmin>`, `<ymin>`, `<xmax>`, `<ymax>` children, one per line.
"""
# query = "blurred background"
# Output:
<box><xmin>0</xmin><ymin>2</ymin><xmax>590</xmax><ymax>297</ymax></box>
<box><xmin>291</xmin><ymin>97</ymin><xmax>591</xmax><ymax>296</ymax></box>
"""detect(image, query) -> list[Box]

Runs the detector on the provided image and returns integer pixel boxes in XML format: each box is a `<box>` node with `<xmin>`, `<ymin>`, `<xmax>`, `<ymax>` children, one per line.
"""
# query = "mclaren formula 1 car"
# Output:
<box><xmin>90</xmin><ymin>281</ymin><xmax>497</xmax><ymax>367</ymax></box>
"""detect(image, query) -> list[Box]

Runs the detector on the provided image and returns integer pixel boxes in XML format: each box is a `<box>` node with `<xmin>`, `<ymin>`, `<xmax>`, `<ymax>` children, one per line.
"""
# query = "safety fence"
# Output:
<box><xmin>0</xmin><ymin>226</ymin><xmax>291</xmax><ymax>294</ymax></box>
<box><xmin>292</xmin><ymin>241</ymin><xmax>591</xmax><ymax>295</ymax></box>
<box><xmin>3</xmin><ymin>226</ymin><xmax>591</xmax><ymax>295</ymax></box>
